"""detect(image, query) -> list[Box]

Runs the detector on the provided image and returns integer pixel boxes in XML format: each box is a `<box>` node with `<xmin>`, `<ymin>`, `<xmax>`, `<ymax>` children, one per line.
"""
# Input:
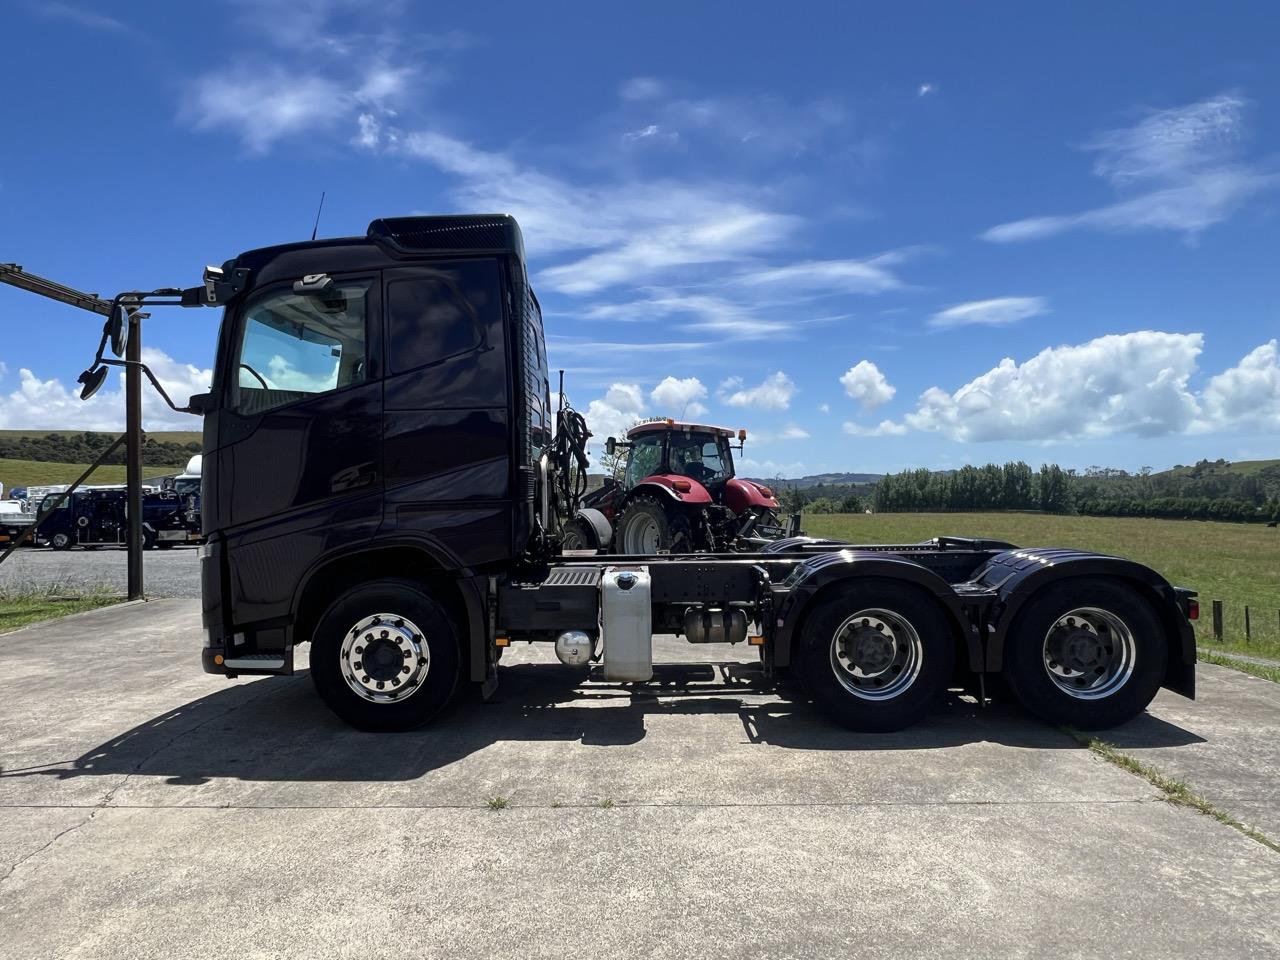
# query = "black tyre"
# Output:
<box><xmin>1002</xmin><ymin>578</ymin><xmax>1166</xmax><ymax>729</ymax></box>
<box><xmin>560</xmin><ymin>518</ymin><xmax>596</xmax><ymax>551</ymax></box>
<box><xmin>795</xmin><ymin>580</ymin><xmax>955</xmax><ymax>732</ymax></box>
<box><xmin>157</xmin><ymin>541</ymin><xmax>177</xmax><ymax>550</ymax></box>
<box><xmin>615</xmin><ymin>494</ymin><xmax>693</xmax><ymax>554</ymax></box>
<box><xmin>142</xmin><ymin>528</ymin><xmax>157</xmax><ymax>550</ymax></box>
<box><xmin>50</xmin><ymin>531</ymin><xmax>74</xmax><ymax>551</ymax></box>
<box><xmin>309</xmin><ymin>578</ymin><xmax>462</xmax><ymax>731</ymax></box>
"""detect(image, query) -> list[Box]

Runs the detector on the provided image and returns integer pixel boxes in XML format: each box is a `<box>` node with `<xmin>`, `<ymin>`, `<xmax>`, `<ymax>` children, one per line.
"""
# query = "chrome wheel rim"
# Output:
<box><xmin>829</xmin><ymin>608</ymin><xmax>923</xmax><ymax>701</ymax></box>
<box><xmin>340</xmin><ymin>612</ymin><xmax>429</xmax><ymax>704</ymax></box>
<box><xmin>1042</xmin><ymin>606</ymin><xmax>1136</xmax><ymax>700</ymax></box>
<box><xmin>623</xmin><ymin>514</ymin><xmax>661</xmax><ymax>554</ymax></box>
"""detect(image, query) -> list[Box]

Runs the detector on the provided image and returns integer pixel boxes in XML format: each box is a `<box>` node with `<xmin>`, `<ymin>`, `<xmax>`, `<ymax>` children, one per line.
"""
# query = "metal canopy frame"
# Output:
<box><xmin>0</xmin><ymin>263</ymin><xmax>148</xmax><ymax>599</ymax></box>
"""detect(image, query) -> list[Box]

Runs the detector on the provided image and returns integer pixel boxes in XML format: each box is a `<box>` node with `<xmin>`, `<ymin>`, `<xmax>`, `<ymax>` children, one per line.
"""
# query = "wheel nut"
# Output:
<box><xmin>402</xmin><ymin>665</ymin><xmax>410</xmax><ymax>674</ymax></box>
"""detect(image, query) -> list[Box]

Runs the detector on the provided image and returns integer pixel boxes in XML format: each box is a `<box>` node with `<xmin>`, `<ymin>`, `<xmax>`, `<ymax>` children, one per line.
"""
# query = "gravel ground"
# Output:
<box><xmin>0</xmin><ymin>546</ymin><xmax>200</xmax><ymax>598</ymax></box>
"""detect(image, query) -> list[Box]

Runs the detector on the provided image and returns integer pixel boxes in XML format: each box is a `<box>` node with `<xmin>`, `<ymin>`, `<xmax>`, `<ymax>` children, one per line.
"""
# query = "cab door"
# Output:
<box><xmin>215</xmin><ymin>275</ymin><xmax>383</xmax><ymax>622</ymax></box>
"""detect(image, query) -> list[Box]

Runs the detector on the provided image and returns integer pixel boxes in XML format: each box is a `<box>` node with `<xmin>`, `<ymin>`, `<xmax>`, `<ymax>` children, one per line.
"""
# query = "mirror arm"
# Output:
<box><xmin>98</xmin><ymin>358</ymin><xmax>198</xmax><ymax>415</ymax></box>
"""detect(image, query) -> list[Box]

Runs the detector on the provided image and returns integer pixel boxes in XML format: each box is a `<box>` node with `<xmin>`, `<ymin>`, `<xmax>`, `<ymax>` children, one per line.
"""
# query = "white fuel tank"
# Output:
<box><xmin>600</xmin><ymin>566</ymin><xmax>652</xmax><ymax>681</ymax></box>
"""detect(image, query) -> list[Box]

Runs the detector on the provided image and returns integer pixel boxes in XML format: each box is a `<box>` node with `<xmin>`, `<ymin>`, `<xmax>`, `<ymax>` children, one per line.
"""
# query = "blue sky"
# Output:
<box><xmin>2</xmin><ymin>0</ymin><xmax>1278</xmax><ymax>476</ymax></box>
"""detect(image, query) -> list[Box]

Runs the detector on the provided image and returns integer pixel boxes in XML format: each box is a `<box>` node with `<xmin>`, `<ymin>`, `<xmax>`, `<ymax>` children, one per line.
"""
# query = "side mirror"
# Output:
<box><xmin>606</xmin><ymin>437</ymin><xmax>616</xmax><ymax>456</ymax></box>
<box><xmin>602</xmin><ymin>476</ymin><xmax>617</xmax><ymax>490</ymax></box>
<box><xmin>107</xmin><ymin>301</ymin><xmax>130</xmax><ymax>357</ymax></box>
<box><xmin>77</xmin><ymin>366</ymin><xmax>109</xmax><ymax>401</ymax></box>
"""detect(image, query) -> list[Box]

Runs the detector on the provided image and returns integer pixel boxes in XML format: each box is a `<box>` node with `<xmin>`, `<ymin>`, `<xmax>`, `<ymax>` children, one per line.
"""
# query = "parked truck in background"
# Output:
<box><xmin>89</xmin><ymin>214</ymin><xmax>1198</xmax><ymax>734</ymax></box>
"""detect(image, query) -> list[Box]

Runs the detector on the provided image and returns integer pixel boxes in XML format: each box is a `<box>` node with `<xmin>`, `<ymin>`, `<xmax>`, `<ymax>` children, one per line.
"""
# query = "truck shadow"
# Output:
<box><xmin>1</xmin><ymin>660</ymin><xmax>1204</xmax><ymax>787</ymax></box>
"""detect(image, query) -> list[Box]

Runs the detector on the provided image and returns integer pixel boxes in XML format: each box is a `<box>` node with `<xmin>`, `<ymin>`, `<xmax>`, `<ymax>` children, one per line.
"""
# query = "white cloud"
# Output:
<box><xmin>843</xmin><ymin>420</ymin><xmax>908</xmax><ymax>437</ymax></box>
<box><xmin>819</xmin><ymin>403</ymin><xmax>830</xmax><ymax>414</ymax></box>
<box><xmin>984</xmin><ymin>94</ymin><xmax>1277</xmax><ymax>242</ymax></box>
<box><xmin>190</xmin><ymin>68</ymin><xmax>350</xmax><ymax>152</ymax></box>
<box><xmin>736</xmin><ymin>254</ymin><xmax>908</xmax><ymax>295</ymax></box>
<box><xmin>650</xmin><ymin>376</ymin><xmax>708</xmax><ymax>418</ymax></box>
<box><xmin>929</xmin><ymin>296</ymin><xmax>1048</xmax><ymax>329</ymax></box>
<box><xmin>902</xmin><ymin>332</ymin><xmax>1204</xmax><ymax>441</ymax></box>
<box><xmin>581</xmin><ymin>294</ymin><xmax>787</xmax><ymax>339</ymax></box>
<box><xmin>0</xmin><ymin>349</ymin><xmax>211</xmax><ymax>432</ymax></box>
<box><xmin>1198</xmin><ymin>339</ymin><xmax>1280</xmax><ymax>431</ymax></box>
<box><xmin>839</xmin><ymin>360</ymin><xmax>895</xmax><ymax>411</ymax></box>
<box><xmin>737</xmin><ymin>457</ymin><xmax>807</xmax><ymax>478</ymax></box>
<box><xmin>918</xmin><ymin>83</ymin><xmax>936</xmax><ymax>97</ymax></box>
<box><xmin>583</xmin><ymin>383</ymin><xmax>648</xmax><ymax>462</ymax></box>
<box><xmin>718</xmin><ymin>372</ymin><xmax>796</xmax><ymax>411</ymax></box>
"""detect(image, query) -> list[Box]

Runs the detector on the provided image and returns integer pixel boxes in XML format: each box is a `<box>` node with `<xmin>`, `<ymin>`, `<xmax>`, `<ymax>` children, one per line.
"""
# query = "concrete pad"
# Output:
<box><xmin>2</xmin><ymin>599</ymin><xmax>1278</xmax><ymax>958</ymax></box>
<box><xmin>2</xmin><ymin>805</ymin><xmax>1278</xmax><ymax>959</ymax></box>
<box><xmin>1106</xmin><ymin>663</ymin><xmax>1280</xmax><ymax>837</ymax></box>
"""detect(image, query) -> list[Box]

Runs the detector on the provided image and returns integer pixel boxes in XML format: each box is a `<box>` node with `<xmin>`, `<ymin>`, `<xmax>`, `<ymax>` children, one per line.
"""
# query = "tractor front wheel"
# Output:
<box><xmin>615</xmin><ymin>494</ymin><xmax>693</xmax><ymax>554</ymax></box>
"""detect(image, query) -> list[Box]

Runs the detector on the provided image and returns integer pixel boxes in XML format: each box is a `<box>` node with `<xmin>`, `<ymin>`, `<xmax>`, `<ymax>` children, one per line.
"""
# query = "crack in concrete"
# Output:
<box><xmin>0</xmin><ymin>807</ymin><xmax>100</xmax><ymax>887</ymax></box>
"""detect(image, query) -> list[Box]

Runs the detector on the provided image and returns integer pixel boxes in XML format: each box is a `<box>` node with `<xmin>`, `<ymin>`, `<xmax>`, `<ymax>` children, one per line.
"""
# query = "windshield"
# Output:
<box><xmin>623</xmin><ymin>433</ymin><xmax>664</xmax><ymax>488</ymax></box>
<box><xmin>668</xmin><ymin>433</ymin><xmax>732</xmax><ymax>483</ymax></box>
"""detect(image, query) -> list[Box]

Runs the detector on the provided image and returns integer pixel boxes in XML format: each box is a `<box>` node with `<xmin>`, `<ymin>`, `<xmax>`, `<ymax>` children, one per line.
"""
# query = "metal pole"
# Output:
<box><xmin>125</xmin><ymin>311</ymin><xmax>144</xmax><ymax>600</ymax></box>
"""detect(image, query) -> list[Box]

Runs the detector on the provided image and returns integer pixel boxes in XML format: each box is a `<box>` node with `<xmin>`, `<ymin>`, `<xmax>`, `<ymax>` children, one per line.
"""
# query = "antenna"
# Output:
<box><xmin>310</xmin><ymin>191</ymin><xmax>326</xmax><ymax>241</ymax></box>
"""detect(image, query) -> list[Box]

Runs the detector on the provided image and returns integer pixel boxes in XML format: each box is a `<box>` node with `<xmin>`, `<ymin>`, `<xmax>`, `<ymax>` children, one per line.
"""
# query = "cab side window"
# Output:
<box><xmin>386</xmin><ymin>265</ymin><xmax>490</xmax><ymax>374</ymax></box>
<box><xmin>233</xmin><ymin>280</ymin><xmax>372</xmax><ymax>416</ymax></box>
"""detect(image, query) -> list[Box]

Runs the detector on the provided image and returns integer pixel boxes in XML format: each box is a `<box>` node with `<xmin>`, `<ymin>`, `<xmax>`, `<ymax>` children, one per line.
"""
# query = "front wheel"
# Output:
<box><xmin>50</xmin><ymin>531</ymin><xmax>73</xmax><ymax>551</ymax></box>
<box><xmin>560</xmin><ymin>518</ymin><xmax>596</xmax><ymax>551</ymax></box>
<box><xmin>1002</xmin><ymin>578</ymin><xmax>1166</xmax><ymax>729</ymax></box>
<box><xmin>309</xmin><ymin>578</ymin><xmax>462</xmax><ymax>731</ymax></box>
<box><xmin>795</xmin><ymin>580</ymin><xmax>955</xmax><ymax>732</ymax></box>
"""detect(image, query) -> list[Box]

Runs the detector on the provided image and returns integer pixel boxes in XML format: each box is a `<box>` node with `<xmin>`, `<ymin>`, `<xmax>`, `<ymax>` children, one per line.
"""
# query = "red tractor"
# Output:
<box><xmin>561</xmin><ymin>419</ymin><xmax>794</xmax><ymax>554</ymax></box>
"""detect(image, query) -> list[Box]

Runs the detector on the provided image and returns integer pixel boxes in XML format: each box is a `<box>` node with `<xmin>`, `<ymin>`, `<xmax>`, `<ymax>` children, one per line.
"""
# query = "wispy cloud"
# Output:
<box><xmin>34</xmin><ymin>2</ymin><xmax>136</xmax><ymax>34</ymax></box>
<box><xmin>984</xmin><ymin>94</ymin><xmax>1277</xmax><ymax>242</ymax></box>
<box><xmin>929</xmin><ymin>296</ymin><xmax>1048</xmax><ymax>329</ymax></box>
<box><xmin>736</xmin><ymin>253</ymin><xmax>910</xmax><ymax>295</ymax></box>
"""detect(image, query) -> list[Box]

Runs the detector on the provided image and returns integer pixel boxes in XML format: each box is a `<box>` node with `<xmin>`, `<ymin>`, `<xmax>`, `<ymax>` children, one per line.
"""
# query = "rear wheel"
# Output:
<box><xmin>796</xmin><ymin>580</ymin><xmax>955</xmax><ymax>732</ymax></box>
<box><xmin>1002</xmin><ymin>578</ymin><xmax>1166</xmax><ymax>729</ymax></box>
<box><xmin>310</xmin><ymin>578</ymin><xmax>462</xmax><ymax>731</ymax></box>
<box><xmin>615</xmin><ymin>494</ymin><xmax>694</xmax><ymax>554</ymax></box>
<box><xmin>50</xmin><ymin>531</ymin><xmax>73</xmax><ymax>551</ymax></box>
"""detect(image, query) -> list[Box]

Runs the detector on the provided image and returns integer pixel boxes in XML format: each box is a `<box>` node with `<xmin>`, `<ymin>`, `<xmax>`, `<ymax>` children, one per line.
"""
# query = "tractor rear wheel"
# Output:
<box><xmin>560</xmin><ymin>518</ymin><xmax>596</xmax><ymax>551</ymax></box>
<box><xmin>615</xmin><ymin>494</ymin><xmax>693</xmax><ymax>554</ymax></box>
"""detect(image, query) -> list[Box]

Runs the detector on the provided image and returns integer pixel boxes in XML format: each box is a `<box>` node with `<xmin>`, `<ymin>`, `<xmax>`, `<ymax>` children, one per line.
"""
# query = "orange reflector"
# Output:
<box><xmin>671</xmin><ymin>478</ymin><xmax>692</xmax><ymax>492</ymax></box>
<box><xmin>738</xmin><ymin>428</ymin><xmax>747</xmax><ymax>441</ymax></box>
<box><xmin>748</xmin><ymin>635</ymin><xmax>765</xmax><ymax>646</ymax></box>
<box><xmin>495</xmin><ymin>636</ymin><xmax>510</xmax><ymax>647</ymax></box>
<box><xmin>665</xmin><ymin>418</ymin><xmax>675</xmax><ymax>426</ymax></box>
<box><xmin>214</xmin><ymin>654</ymin><xmax>224</xmax><ymax>665</ymax></box>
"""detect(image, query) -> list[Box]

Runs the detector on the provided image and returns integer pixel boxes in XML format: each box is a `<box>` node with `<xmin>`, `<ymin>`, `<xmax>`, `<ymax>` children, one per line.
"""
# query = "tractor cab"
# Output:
<box><xmin>564</xmin><ymin>419</ymin><xmax>787</xmax><ymax>554</ymax></box>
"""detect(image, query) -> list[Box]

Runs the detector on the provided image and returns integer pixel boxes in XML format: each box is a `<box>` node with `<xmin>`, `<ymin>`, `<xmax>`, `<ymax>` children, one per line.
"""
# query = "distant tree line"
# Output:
<box><xmin>855</xmin><ymin>460</ymin><xmax>1280</xmax><ymax>524</ymax></box>
<box><xmin>0</xmin><ymin>432</ymin><xmax>199</xmax><ymax>468</ymax></box>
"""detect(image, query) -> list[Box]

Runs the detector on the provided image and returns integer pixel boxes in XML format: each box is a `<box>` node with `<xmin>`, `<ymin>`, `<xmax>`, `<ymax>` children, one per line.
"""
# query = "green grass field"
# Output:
<box><xmin>805</xmin><ymin>512</ymin><xmax>1280</xmax><ymax>658</ymax></box>
<box><xmin>0</xmin><ymin>457</ymin><xmax>187</xmax><ymax>489</ymax></box>
<box><xmin>0</xmin><ymin>429</ymin><xmax>202</xmax><ymax>444</ymax></box>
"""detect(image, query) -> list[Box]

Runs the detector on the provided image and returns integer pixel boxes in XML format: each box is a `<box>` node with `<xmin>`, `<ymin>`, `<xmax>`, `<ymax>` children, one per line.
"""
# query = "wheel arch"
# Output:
<box><xmin>569</xmin><ymin>507</ymin><xmax>613</xmax><ymax>549</ymax></box>
<box><xmin>984</xmin><ymin>553</ymin><xmax>1195</xmax><ymax>698</ymax></box>
<box><xmin>773</xmin><ymin>556</ymin><xmax>977</xmax><ymax>672</ymax></box>
<box><xmin>291</xmin><ymin>543</ymin><xmax>487</xmax><ymax>683</ymax></box>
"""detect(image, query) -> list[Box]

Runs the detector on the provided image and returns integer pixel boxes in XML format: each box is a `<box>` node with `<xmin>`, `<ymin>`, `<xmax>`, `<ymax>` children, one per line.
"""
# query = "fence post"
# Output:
<box><xmin>1244</xmin><ymin>606</ymin><xmax>1251</xmax><ymax>644</ymax></box>
<box><xmin>1212</xmin><ymin>600</ymin><xmax>1223</xmax><ymax>642</ymax></box>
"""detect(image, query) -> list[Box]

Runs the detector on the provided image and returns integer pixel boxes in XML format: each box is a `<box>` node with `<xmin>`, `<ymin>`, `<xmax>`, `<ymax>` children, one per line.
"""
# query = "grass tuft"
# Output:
<box><xmin>0</xmin><ymin>578</ymin><xmax>122</xmax><ymax>635</ymax></box>
<box><xmin>1198</xmin><ymin>650</ymin><xmax>1280</xmax><ymax>684</ymax></box>
<box><xmin>598</xmin><ymin>797</ymin><xmax>616</xmax><ymax>809</ymax></box>
<box><xmin>1063</xmin><ymin>727</ymin><xmax>1280</xmax><ymax>854</ymax></box>
<box><xmin>485</xmin><ymin>795</ymin><xmax>510</xmax><ymax>810</ymax></box>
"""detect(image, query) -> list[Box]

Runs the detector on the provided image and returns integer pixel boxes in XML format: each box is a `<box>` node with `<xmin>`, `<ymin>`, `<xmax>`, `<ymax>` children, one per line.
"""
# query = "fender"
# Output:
<box><xmin>571</xmin><ymin>507</ymin><xmax>613</xmax><ymax>549</ymax></box>
<box><xmin>630</xmin><ymin>475</ymin><xmax>714</xmax><ymax>505</ymax></box>
<box><xmin>772</xmin><ymin>550</ymin><xmax>979</xmax><ymax>671</ymax></box>
<box><xmin>288</xmin><ymin>534</ymin><xmax>490</xmax><ymax>679</ymax></box>
<box><xmin>975</xmin><ymin>548</ymin><xmax>1195</xmax><ymax>697</ymax></box>
<box><xmin>722</xmin><ymin>477</ymin><xmax>781</xmax><ymax>513</ymax></box>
